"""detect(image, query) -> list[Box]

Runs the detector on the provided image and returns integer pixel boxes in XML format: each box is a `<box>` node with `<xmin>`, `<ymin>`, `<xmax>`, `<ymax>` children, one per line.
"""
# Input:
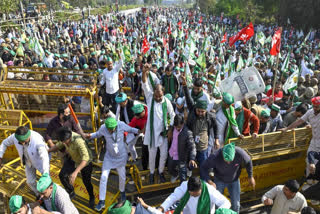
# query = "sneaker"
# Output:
<box><xmin>120</xmin><ymin>191</ymin><xmax>126</xmax><ymax>201</ymax></box>
<box><xmin>89</xmin><ymin>198</ymin><xmax>95</xmax><ymax>209</ymax></box>
<box><xmin>149</xmin><ymin>173</ymin><xmax>154</xmax><ymax>184</ymax></box>
<box><xmin>95</xmin><ymin>200</ymin><xmax>105</xmax><ymax>211</ymax></box>
<box><xmin>160</xmin><ymin>173</ymin><xmax>166</xmax><ymax>183</ymax></box>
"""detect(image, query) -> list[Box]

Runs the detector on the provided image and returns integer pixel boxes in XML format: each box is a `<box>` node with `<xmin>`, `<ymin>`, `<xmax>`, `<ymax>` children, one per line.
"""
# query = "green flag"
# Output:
<box><xmin>236</xmin><ymin>55</ymin><xmax>245</xmax><ymax>72</ymax></box>
<box><xmin>301</xmin><ymin>29</ymin><xmax>311</xmax><ymax>47</ymax></box>
<box><xmin>257</xmin><ymin>32</ymin><xmax>266</xmax><ymax>46</ymax></box>
<box><xmin>196</xmin><ymin>52</ymin><xmax>206</xmax><ymax>69</ymax></box>
<box><xmin>281</xmin><ymin>49</ymin><xmax>291</xmax><ymax>74</ymax></box>
<box><xmin>185</xmin><ymin>61</ymin><xmax>193</xmax><ymax>87</ymax></box>
<box><xmin>123</xmin><ymin>45</ymin><xmax>131</xmax><ymax>62</ymax></box>
<box><xmin>265</xmin><ymin>36</ymin><xmax>272</xmax><ymax>43</ymax></box>
<box><xmin>283</xmin><ymin>69</ymin><xmax>299</xmax><ymax>93</ymax></box>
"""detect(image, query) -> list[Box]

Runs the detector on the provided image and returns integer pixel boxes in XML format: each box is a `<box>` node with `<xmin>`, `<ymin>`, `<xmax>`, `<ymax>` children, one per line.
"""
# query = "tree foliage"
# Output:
<box><xmin>0</xmin><ymin>0</ymin><xmax>19</xmax><ymax>16</ymax></box>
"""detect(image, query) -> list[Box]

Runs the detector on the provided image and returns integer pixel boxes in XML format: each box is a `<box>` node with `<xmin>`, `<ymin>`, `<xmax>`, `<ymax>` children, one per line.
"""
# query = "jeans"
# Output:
<box><xmin>59</xmin><ymin>156</ymin><xmax>94</xmax><ymax>200</ymax></box>
<box><xmin>196</xmin><ymin>148</ymin><xmax>208</xmax><ymax>166</ymax></box>
<box><xmin>214</xmin><ymin>177</ymin><xmax>241</xmax><ymax>213</ymax></box>
<box><xmin>167</xmin><ymin>156</ymin><xmax>188</xmax><ymax>182</ymax></box>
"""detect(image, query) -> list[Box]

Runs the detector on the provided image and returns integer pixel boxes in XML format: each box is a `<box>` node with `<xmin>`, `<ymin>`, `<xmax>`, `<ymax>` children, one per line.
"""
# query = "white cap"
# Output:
<box><xmin>234</xmin><ymin>101</ymin><xmax>242</xmax><ymax>110</ymax></box>
<box><xmin>188</xmin><ymin>59</ymin><xmax>196</xmax><ymax>66</ymax></box>
<box><xmin>176</xmin><ymin>97</ymin><xmax>185</xmax><ymax>106</ymax></box>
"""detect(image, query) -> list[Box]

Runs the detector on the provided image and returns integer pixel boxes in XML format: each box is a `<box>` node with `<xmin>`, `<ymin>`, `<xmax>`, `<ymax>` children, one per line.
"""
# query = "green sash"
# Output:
<box><xmin>174</xmin><ymin>180</ymin><xmax>210</xmax><ymax>214</ymax></box>
<box><xmin>191</xmin><ymin>89</ymin><xmax>203</xmax><ymax>103</ymax></box>
<box><xmin>148</xmin><ymin>73</ymin><xmax>155</xmax><ymax>90</ymax></box>
<box><xmin>149</xmin><ymin>98</ymin><xmax>168</xmax><ymax>147</ymax></box>
<box><xmin>107</xmin><ymin>200</ymin><xmax>132</xmax><ymax>214</ymax></box>
<box><xmin>51</xmin><ymin>183</ymin><xmax>57</xmax><ymax>211</ymax></box>
<box><xmin>164</xmin><ymin>74</ymin><xmax>176</xmax><ymax>95</ymax></box>
<box><xmin>236</xmin><ymin>109</ymin><xmax>245</xmax><ymax>134</ymax></box>
<box><xmin>222</xmin><ymin>105</ymin><xmax>239</xmax><ymax>144</ymax></box>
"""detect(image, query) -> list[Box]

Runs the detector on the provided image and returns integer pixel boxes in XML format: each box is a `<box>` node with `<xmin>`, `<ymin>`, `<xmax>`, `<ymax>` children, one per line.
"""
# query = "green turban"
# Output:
<box><xmin>107</xmin><ymin>200</ymin><xmax>132</xmax><ymax>214</ymax></box>
<box><xmin>165</xmin><ymin>93</ymin><xmax>173</xmax><ymax>101</ymax></box>
<box><xmin>223</xmin><ymin>142</ymin><xmax>236</xmax><ymax>162</ymax></box>
<box><xmin>128</xmin><ymin>68</ymin><xmax>135</xmax><ymax>74</ymax></box>
<box><xmin>9</xmin><ymin>195</ymin><xmax>23</xmax><ymax>213</ymax></box>
<box><xmin>37</xmin><ymin>173</ymin><xmax>52</xmax><ymax>193</ymax></box>
<box><xmin>222</xmin><ymin>92</ymin><xmax>234</xmax><ymax>105</ymax></box>
<box><xmin>131</xmin><ymin>104</ymin><xmax>144</xmax><ymax>114</ymax></box>
<box><xmin>106</xmin><ymin>57</ymin><xmax>113</xmax><ymax>62</ymax></box>
<box><xmin>215</xmin><ymin>208</ymin><xmax>237</xmax><ymax>214</ymax></box>
<box><xmin>115</xmin><ymin>92</ymin><xmax>127</xmax><ymax>103</ymax></box>
<box><xmin>195</xmin><ymin>100</ymin><xmax>208</xmax><ymax>110</ymax></box>
<box><xmin>261</xmin><ymin>109</ymin><xmax>270</xmax><ymax>118</ymax></box>
<box><xmin>15</xmin><ymin>129</ymin><xmax>31</xmax><ymax>142</ymax></box>
<box><xmin>105</xmin><ymin>117</ymin><xmax>117</xmax><ymax>129</ymax></box>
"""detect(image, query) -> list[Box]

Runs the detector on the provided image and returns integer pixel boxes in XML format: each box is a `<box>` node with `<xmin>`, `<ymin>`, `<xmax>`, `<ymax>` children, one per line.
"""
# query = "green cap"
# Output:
<box><xmin>107</xmin><ymin>200</ymin><xmax>132</xmax><ymax>214</ymax></box>
<box><xmin>9</xmin><ymin>195</ymin><xmax>23</xmax><ymax>213</ymax></box>
<box><xmin>105</xmin><ymin>117</ymin><xmax>117</xmax><ymax>129</ymax></box>
<box><xmin>180</xmin><ymin>68</ymin><xmax>185</xmax><ymax>72</ymax></box>
<box><xmin>234</xmin><ymin>101</ymin><xmax>242</xmax><ymax>110</ymax></box>
<box><xmin>271</xmin><ymin>104</ymin><xmax>280</xmax><ymax>112</ymax></box>
<box><xmin>304</xmin><ymin>55</ymin><xmax>309</xmax><ymax>61</ymax></box>
<box><xmin>10</xmin><ymin>50</ymin><xmax>16</xmax><ymax>56</ymax></box>
<box><xmin>193</xmin><ymin>70</ymin><xmax>199</xmax><ymax>74</ymax></box>
<box><xmin>115</xmin><ymin>92</ymin><xmax>127</xmax><ymax>103</ymax></box>
<box><xmin>91</xmin><ymin>51</ymin><xmax>96</xmax><ymax>56</ymax></box>
<box><xmin>45</xmin><ymin>50</ymin><xmax>51</xmax><ymax>55</ymax></box>
<box><xmin>83</xmin><ymin>64</ymin><xmax>89</xmax><ymax>69</ymax></box>
<box><xmin>195</xmin><ymin>100</ymin><xmax>208</xmax><ymax>110</ymax></box>
<box><xmin>62</xmin><ymin>53</ymin><xmax>68</xmax><ymax>58</ymax></box>
<box><xmin>261</xmin><ymin>109</ymin><xmax>270</xmax><ymax>118</ymax></box>
<box><xmin>165</xmin><ymin>93</ymin><xmax>173</xmax><ymax>101</ymax></box>
<box><xmin>37</xmin><ymin>173</ymin><xmax>52</xmax><ymax>193</ymax></box>
<box><xmin>3</xmin><ymin>47</ymin><xmax>9</xmax><ymax>51</ymax></box>
<box><xmin>132</xmin><ymin>104</ymin><xmax>145</xmax><ymax>114</ymax></box>
<box><xmin>215</xmin><ymin>208</ymin><xmax>237</xmax><ymax>214</ymax></box>
<box><xmin>15</xmin><ymin>129</ymin><xmax>31</xmax><ymax>142</ymax></box>
<box><xmin>293</xmin><ymin>102</ymin><xmax>302</xmax><ymax>107</ymax></box>
<box><xmin>128</xmin><ymin>68</ymin><xmax>135</xmax><ymax>74</ymax></box>
<box><xmin>54</xmin><ymin>53</ymin><xmax>60</xmax><ymax>58</ymax></box>
<box><xmin>208</xmin><ymin>80</ymin><xmax>214</xmax><ymax>86</ymax></box>
<box><xmin>223</xmin><ymin>142</ymin><xmax>236</xmax><ymax>162</ymax></box>
<box><xmin>222</xmin><ymin>92</ymin><xmax>234</xmax><ymax>105</ymax></box>
<box><xmin>201</xmin><ymin>77</ymin><xmax>207</xmax><ymax>82</ymax></box>
<box><xmin>74</xmin><ymin>66</ymin><xmax>79</xmax><ymax>70</ymax></box>
<box><xmin>106</xmin><ymin>57</ymin><xmax>113</xmax><ymax>62</ymax></box>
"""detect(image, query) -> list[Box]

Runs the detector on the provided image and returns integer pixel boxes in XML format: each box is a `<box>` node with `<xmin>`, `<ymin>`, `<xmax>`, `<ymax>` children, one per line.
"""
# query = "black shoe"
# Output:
<box><xmin>69</xmin><ymin>191</ymin><xmax>76</xmax><ymax>200</ymax></box>
<box><xmin>89</xmin><ymin>197</ymin><xmax>95</xmax><ymax>209</ymax></box>
<box><xmin>149</xmin><ymin>173</ymin><xmax>154</xmax><ymax>184</ymax></box>
<box><xmin>160</xmin><ymin>173</ymin><xmax>166</xmax><ymax>183</ymax></box>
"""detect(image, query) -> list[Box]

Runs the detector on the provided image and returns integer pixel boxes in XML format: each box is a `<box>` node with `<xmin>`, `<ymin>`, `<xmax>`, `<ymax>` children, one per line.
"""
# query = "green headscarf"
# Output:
<box><xmin>223</xmin><ymin>142</ymin><xmax>236</xmax><ymax>162</ymax></box>
<box><xmin>107</xmin><ymin>200</ymin><xmax>132</xmax><ymax>214</ymax></box>
<box><xmin>216</xmin><ymin>208</ymin><xmax>237</xmax><ymax>214</ymax></box>
<box><xmin>9</xmin><ymin>195</ymin><xmax>23</xmax><ymax>213</ymax></box>
<box><xmin>195</xmin><ymin>100</ymin><xmax>208</xmax><ymax>110</ymax></box>
<box><xmin>105</xmin><ymin>117</ymin><xmax>118</xmax><ymax>129</ymax></box>
<box><xmin>15</xmin><ymin>129</ymin><xmax>31</xmax><ymax>142</ymax></box>
<box><xmin>132</xmin><ymin>104</ymin><xmax>144</xmax><ymax>114</ymax></box>
<box><xmin>37</xmin><ymin>173</ymin><xmax>52</xmax><ymax>193</ymax></box>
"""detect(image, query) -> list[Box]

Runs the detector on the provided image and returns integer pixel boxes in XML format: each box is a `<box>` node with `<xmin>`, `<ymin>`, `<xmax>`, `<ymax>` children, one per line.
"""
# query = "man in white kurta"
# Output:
<box><xmin>87</xmin><ymin>117</ymin><xmax>139</xmax><ymax>212</ymax></box>
<box><xmin>0</xmin><ymin>126</ymin><xmax>50</xmax><ymax>195</ymax></box>
<box><xmin>141</xmin><ymin>65</ymin><xmax>175</xmax><ymax>184</ymax></box>
<box><xmin>159</xmin><ymin>178</ymin><xmax>231</xmax><ymax>214</ymax></box>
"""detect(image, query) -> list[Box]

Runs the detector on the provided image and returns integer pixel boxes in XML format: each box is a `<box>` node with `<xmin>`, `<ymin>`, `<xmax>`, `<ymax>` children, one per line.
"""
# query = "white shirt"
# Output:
<box><xmin>100</xmin><ymin>59</ymin><xmax>123</xmax><ymax>94</ymax></box>
<box><xmin>262</xmin><ymin>185</ymin><xmax>307</xmax><ymax>214</ymax></box>
<box><xmin>161</xmin><ymin>181</ymin><xmax>231</xmax><ymax>214</ymax></box>
<box><xmin>142</xmin><ymin>81</ymin><xmax>175</xmax><ymax>147</ymax></box>
<box><xmin>301</xmin><ymin>109</ymin><xmax>320</xmax><ymax>152</ymax></box>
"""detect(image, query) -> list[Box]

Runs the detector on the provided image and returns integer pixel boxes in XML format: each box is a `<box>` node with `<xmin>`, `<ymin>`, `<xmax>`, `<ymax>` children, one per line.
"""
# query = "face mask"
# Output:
<box><xmin>63</xmin><ymin>115</ymin><xmax>71</xmax><ymax>121</ymax></box>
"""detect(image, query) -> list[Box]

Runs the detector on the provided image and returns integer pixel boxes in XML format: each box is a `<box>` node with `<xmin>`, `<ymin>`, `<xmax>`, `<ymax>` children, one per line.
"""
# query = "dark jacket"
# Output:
<box><xmin>183</xmin><ymin>85</ymin><xmax>219</xmax><ymax>139</ymax></box>
<box><xmin>168</xmin><ymin>125</ymin><xmax>196</xmax><ymax>163</ymax></box>
<box><xmin>119</xmin><ymin>98</ymin><xmax>135</xmax><ymax>123</ymax></box>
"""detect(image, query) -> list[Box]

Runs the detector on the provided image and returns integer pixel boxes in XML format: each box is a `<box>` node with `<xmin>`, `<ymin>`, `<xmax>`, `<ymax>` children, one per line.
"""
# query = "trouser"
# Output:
<box><xmin>303</xmin><ymin>182</ymin><xmax>320</xmax><ymax>201</ymax></box>
<box><xmin>167</xmin><ymin>156</ymin><xmax>188</xmax><ymax>182</ymax></box>
<box><xmin>99</xmin><ymin>164</ymin><xmax>126</xmax><ymax>201</ymax></box>
<box><xmin>103</xmin><ymin>91</ymin><xmax>119</xmax><ymax>113</ymax></box>
<box><xmin>215</xmin><ymin>177</ymin><xmax>241</xmax><ymax>213</ymax></box>
<box><xmin>126</xmin><ymin>133</ymin><xmax>141</xmax><ymax>161</ymax></box>
<box><xmin>196</xmin><ymin>148</ymin><xmax>208</xmax><ymax>167</ymax></box>
<box><xmin>142</xmin><ymin>144</ymin><xmax>160</xmax><ymax>170</ymax></box>
<box><xmin>25</xmin><ymin>164</ymin><xmax>39</xmax><ymax>195</ymax></box>
<box><xmin>59</xmin><ymin>156</ymin><xmax>94</xmax><ymax>200</ymax></box>
<box><xmin>148</xmin><ymin>142</ymin><xmax>168</xmax><ymax>174</ymax></box>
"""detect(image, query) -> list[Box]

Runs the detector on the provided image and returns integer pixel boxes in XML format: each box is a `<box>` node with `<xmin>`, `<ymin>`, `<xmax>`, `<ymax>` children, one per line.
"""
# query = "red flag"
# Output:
<box><xmin>146</xmin><ymin>17</ymin><xmax>150</xmax><ymax>24</ymax></box>
<box><xmin>178</xmin><ymin>20</ymin><xmax>182</xmax><ymax>30</ymax></box>
<box><xmin>220</xmin><ymin>32</ymin><xmax>227</xmax><ymax>43</ymax></box>
<box><xmin>270</xmin><ymin>28</ymin><xmax>282</xmax><ymax>56</ymax></box>
<box><xmin>229</xmin><ymin>22</ymin><xmax>254</xmax><ymax>46</ymax></box>
<box><xmin>168</xmin><ymin>23</ymin><xmax>172</xmax><ymax>35</ymax></box>
<box><xmin>142</xmin><ymin>36</ymin><xmax>150</xmax><ymax>54</ymax></box>
<box><xmin>199</xmin><ymin>16</ymin><xmax>203</xmax><ymax>24</ymax></box>
<box><xmin>92</xmin><ymin>24</ymin><xmax>97</xmax><ymax>34</ymax></box>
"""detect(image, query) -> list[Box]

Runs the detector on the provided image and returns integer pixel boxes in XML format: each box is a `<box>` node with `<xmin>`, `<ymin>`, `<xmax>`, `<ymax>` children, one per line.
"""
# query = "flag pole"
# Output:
<box><xmin>272</xmin><ymin>54</ymin><xmax>280</xmax><ymax>100</ymax></box>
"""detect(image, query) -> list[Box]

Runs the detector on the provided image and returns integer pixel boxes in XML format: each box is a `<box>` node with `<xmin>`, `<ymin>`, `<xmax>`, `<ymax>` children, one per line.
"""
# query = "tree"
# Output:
<box><xmin>0</xmin><ymin>0</ymin><xmax>19</xmax><ymax>17</ymax></box>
